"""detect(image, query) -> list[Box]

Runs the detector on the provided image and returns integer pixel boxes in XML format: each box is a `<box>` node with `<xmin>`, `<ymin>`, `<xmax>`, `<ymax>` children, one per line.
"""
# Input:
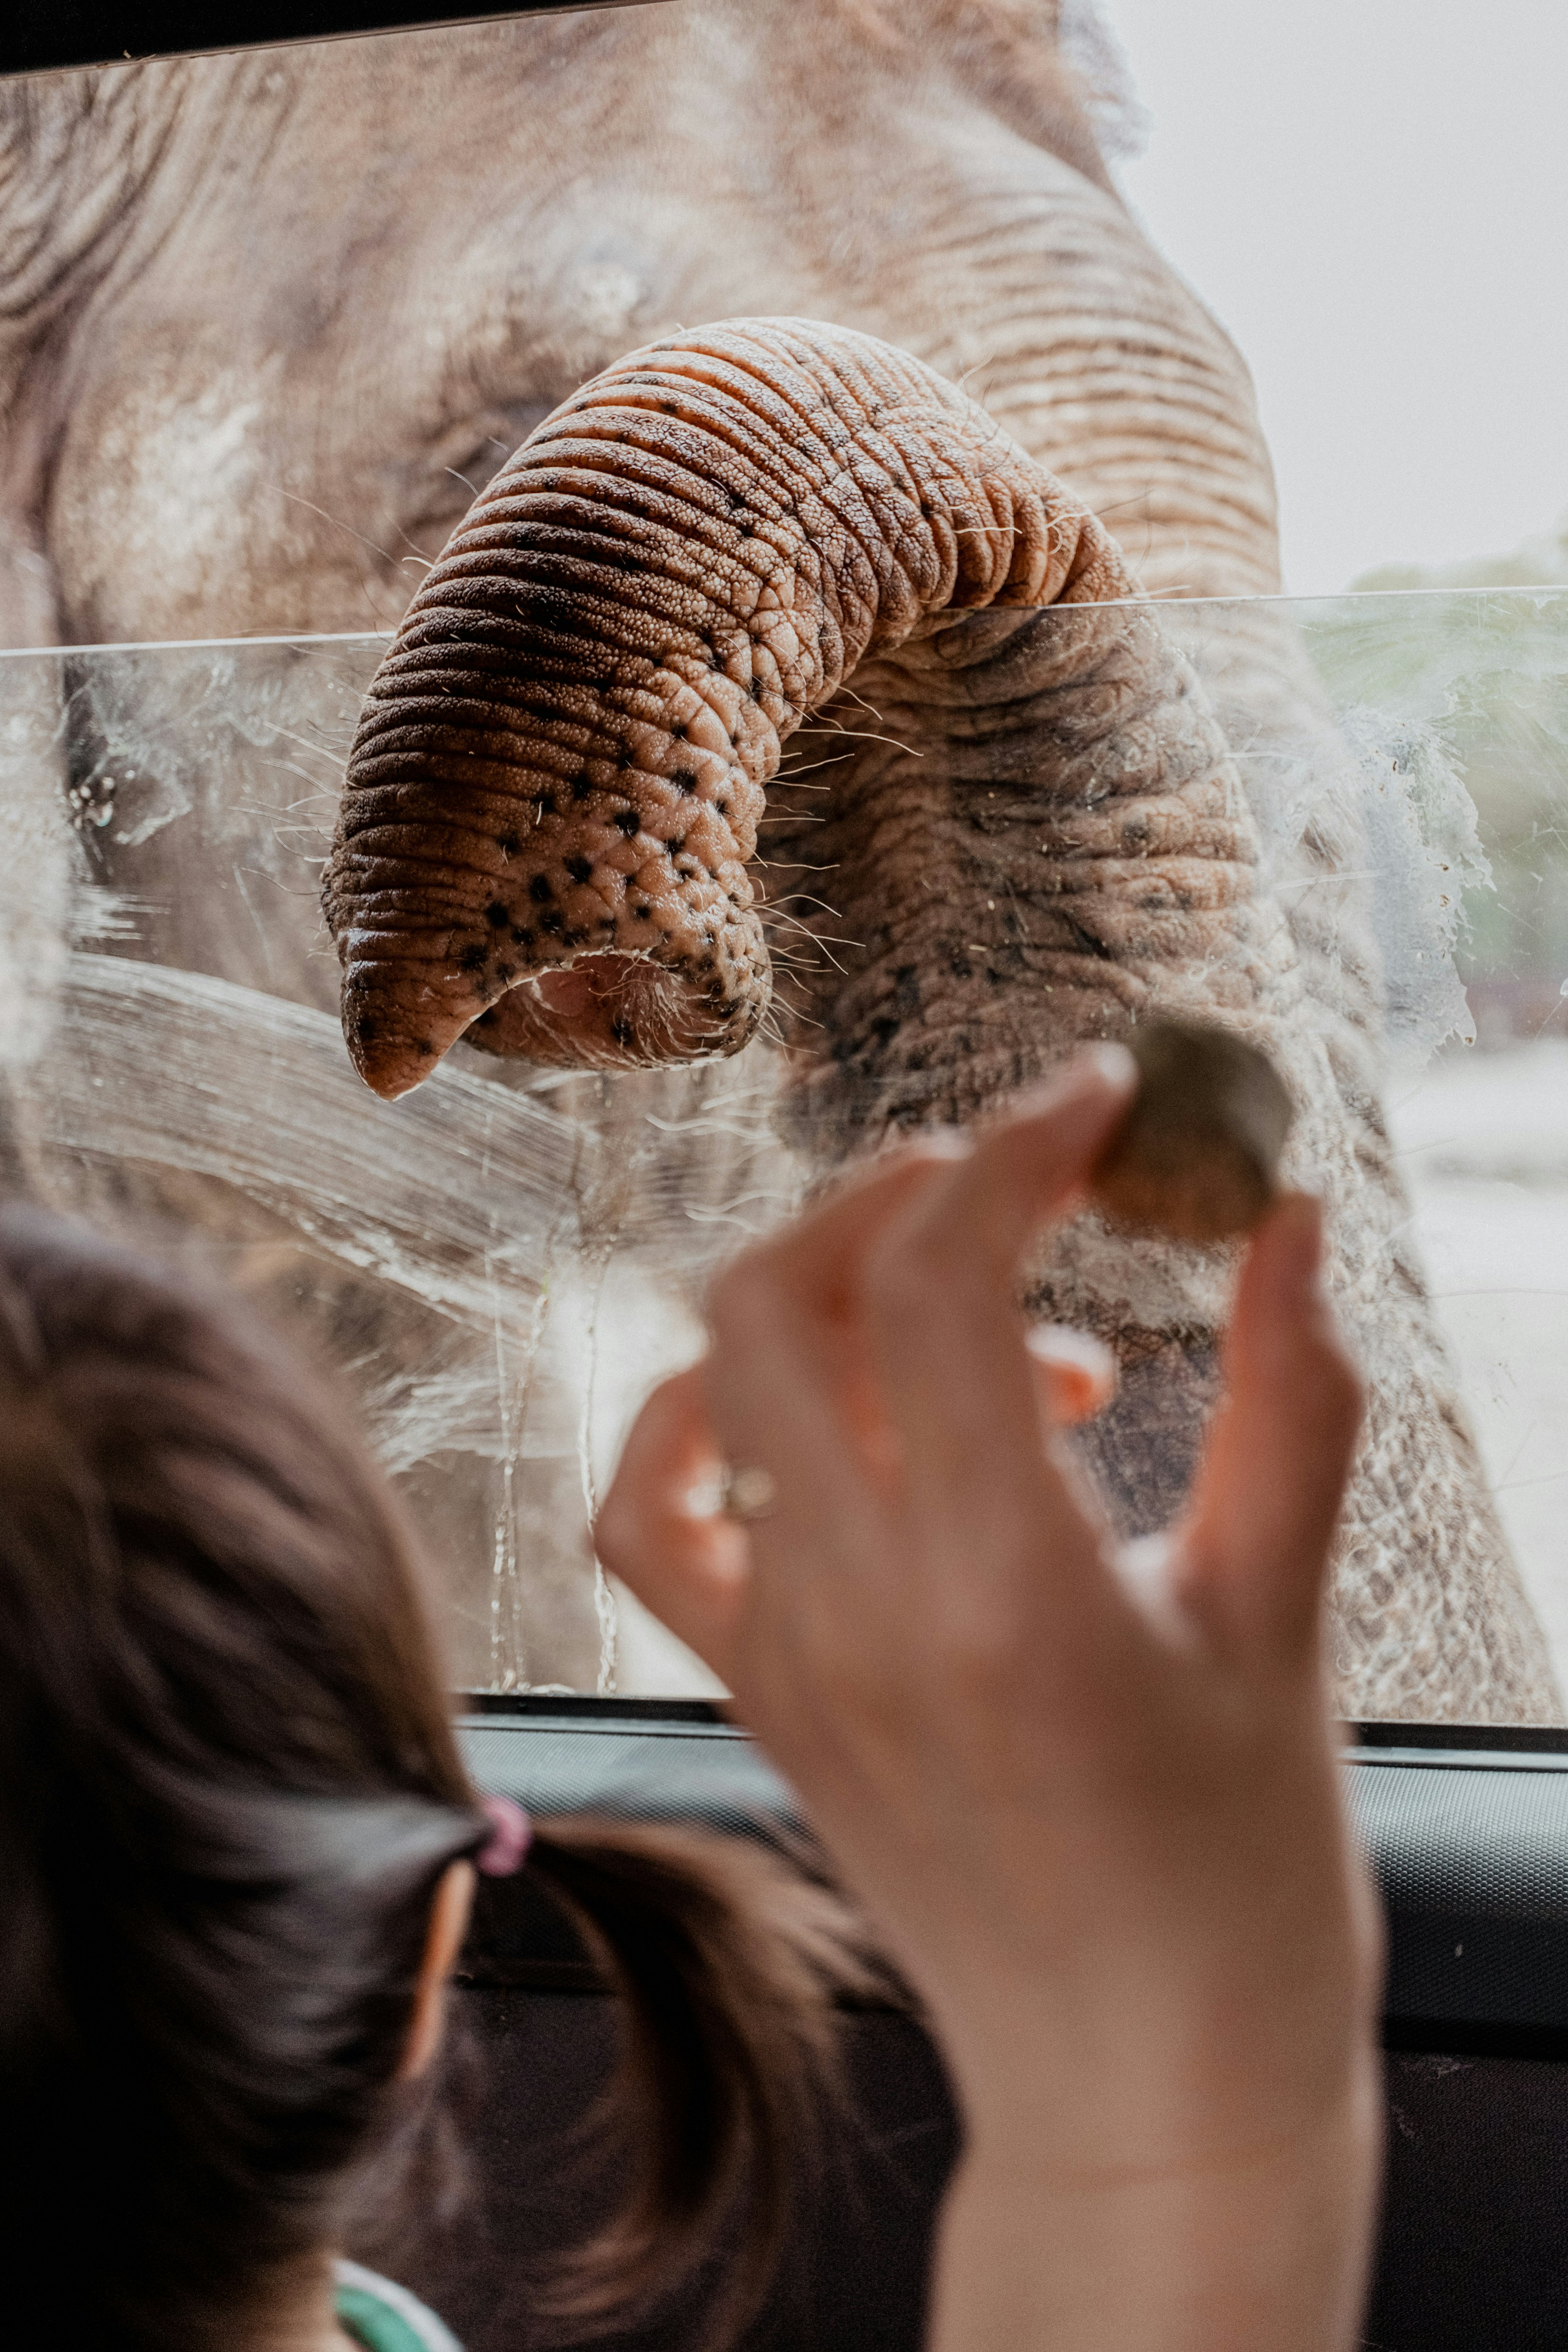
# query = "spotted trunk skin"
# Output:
<box><xmin>324</xmin><ymin>318</ymin><xmax>1127</xmax><ymax>1097</ymax></box>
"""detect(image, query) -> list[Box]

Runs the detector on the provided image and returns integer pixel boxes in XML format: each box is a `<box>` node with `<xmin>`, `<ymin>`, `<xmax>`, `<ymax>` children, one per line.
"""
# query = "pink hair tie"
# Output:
<box><xmin>476</xmin><ymin>1793</ymin><xmax>533</xmax><ymax>1877</ymax></box>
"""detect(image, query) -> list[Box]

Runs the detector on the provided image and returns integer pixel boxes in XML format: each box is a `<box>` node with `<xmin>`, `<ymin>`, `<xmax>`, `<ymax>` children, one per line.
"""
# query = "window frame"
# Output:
<box><xmin>459</xmin><ymin>1697</ymin><xmax>1568</xmax><ymax>2055</ymax></box>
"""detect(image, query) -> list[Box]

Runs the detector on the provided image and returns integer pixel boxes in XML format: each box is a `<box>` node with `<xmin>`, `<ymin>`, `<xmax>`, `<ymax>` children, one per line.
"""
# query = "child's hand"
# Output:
<box><xmin>598</xmin><ymin>1045</ymin><xmax>1383</xmax><ymax>2352</ymax></box>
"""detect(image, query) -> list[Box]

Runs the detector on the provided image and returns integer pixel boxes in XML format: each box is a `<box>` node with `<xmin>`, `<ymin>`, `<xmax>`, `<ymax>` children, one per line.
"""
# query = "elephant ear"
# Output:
<box><xmin>323</xmin><ymin>316</ymin><xmax>1131</xmax><ymax>1100</ymax></box>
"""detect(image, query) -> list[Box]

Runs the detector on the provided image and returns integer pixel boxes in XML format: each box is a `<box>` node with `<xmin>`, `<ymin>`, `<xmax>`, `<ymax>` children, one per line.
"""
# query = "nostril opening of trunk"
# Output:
<box><xmin>463</xmin><ymin>951</ymin><xmax>748</xmax><ymax>1069</ymax></box>
<box><xmin>530</xmin><ymin>963</ymin><xmax>615</xmax><ymax>1022</ymax></box>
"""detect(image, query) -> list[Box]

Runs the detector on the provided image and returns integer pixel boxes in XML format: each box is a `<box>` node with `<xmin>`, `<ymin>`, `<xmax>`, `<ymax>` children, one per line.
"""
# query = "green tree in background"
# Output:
<box><xmin>1304</xmin><ymin>574</ymin><xmax>1568</xmax><ymax>1045</ymax></box>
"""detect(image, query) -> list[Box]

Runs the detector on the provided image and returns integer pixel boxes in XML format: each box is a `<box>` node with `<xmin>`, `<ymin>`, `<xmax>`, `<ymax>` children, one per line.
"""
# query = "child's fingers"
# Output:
<box><xmin>687</xmin><ymin>1053</ymin><xmax>1136</xmax><ymax>1709</ymax></box>
<box><xmin>710</xmin><ymin>1134</ymin><xmax>973</xmax><ymax>1364</ymax></box>
<box><xmin>699</xmin><ymin>1142</ymin><xmax>972</xmax><ymax>1552</ymax></box>
<box><xmin>854</xmin><ymin>1051</ymin><xmax>1136</xmax><ymax>1592</ymax></box>
<box><xmin>705</xmin><ymin>1056</ymin><xmax>1133</xmax><ymax>1581</ymax></box>
<box><xmin>595</xmin><ymin>1367</ymin><xmax>748</xmax><ymax>1682</ymax></box>
<box><xmin>1181</xmin><ymin>1195</ymin><xmax>1364</xmax><ymax>1662</ymax></box>
<box><xmin>861</xmin><ymin>1050</ymin><xmax>1135</xmax><ymax>1445</ymax></box>
<box><xmin>710</xmin><ymin>1047</ymin><xmax>1129</xmax><ymax>1388</ymax></box>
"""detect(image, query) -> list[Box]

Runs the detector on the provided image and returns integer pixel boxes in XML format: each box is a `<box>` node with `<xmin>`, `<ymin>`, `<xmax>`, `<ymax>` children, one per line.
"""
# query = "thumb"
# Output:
<box><xmin>1180</xmin><ymin>1195</ymin><xmax>1364</xmax><ymax>1663</ymax></box>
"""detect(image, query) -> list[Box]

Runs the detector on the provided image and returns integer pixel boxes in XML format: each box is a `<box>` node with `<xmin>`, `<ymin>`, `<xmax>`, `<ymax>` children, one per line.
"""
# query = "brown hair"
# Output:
<box><xmin>0</xmin><ymin>1206</ymin><xmax>872</xmax><ymax>2348</ymax></box>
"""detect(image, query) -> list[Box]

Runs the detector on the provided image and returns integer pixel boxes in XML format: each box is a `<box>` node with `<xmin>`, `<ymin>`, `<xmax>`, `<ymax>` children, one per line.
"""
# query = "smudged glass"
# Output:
<box><xmin>3</xmin><ymin>588</ymin><xmax>1564</xmax><ymax>1709</ymax></box>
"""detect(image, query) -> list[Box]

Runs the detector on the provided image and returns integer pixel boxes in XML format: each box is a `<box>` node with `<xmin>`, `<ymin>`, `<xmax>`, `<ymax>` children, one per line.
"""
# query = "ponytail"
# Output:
<box><xmin>519</xmin><ymin>1819</ymin><xmax>889</xmax><ymax>2345</ymax></box>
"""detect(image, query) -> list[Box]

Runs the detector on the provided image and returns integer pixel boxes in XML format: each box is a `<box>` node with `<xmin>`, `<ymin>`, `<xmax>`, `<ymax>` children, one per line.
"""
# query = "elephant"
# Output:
<box><xmin>0</xmin><ymin>0</ymin><xmax>1555</xmax><ymax>1719</ymax></box>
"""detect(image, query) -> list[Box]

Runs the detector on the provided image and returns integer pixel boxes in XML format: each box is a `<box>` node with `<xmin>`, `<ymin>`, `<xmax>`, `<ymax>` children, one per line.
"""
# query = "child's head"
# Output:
<box><xmin>0</xmin><ymin>1205</ymin><xmax>864</xmax><ymax>2349</ymax></box>
<box><xmin>0</xmin><ymin>1203</ymin><xmax>489</xmax><ymax>2344</ymax></box>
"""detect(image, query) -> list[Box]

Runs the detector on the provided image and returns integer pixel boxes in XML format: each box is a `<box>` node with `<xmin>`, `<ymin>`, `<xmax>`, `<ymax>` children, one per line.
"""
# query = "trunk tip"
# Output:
<box><xmin>341</xmin><ymin>971</ymin><xmax>474</xmax><ymax>1101</ymax></box>
<box><xmin>339</xmin><ymin>952</ymin><xmax>767</xmax><ymax>1089</ymax></box>
<box><xmin>347</xmin><ymin>1028</ymin><xmax>443</xmax><ymax>1102</ymax></box>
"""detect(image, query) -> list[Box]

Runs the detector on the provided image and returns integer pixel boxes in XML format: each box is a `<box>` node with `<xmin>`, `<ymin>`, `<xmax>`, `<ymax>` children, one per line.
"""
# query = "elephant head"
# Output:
<box><xmin>325</xmin><ymin>317</ymin><xmax>1270</xmax><ymax>1147</ymax></box>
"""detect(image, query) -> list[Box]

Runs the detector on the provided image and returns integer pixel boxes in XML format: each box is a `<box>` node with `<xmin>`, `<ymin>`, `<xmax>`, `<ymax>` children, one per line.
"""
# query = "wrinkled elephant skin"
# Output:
<box><xmin>324</xmin><ymin>323</ymin><xmax>1128</xmax><ymax>1095</ymax></box>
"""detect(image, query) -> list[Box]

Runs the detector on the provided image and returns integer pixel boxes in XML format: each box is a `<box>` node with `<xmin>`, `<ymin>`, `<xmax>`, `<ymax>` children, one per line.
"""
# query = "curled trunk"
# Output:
<box><xmin>324</xmin><ymin>319</ymin><xmax>1127</xmax><ymax>1094</ymax></box>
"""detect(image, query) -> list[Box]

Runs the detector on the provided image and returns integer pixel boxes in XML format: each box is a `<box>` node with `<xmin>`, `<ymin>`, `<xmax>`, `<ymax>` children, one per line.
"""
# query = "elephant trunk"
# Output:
<box><xmin>762</xmin><ymin>599</ymin><xmax>1294</xmax><ymax>1154</ymax></box>
<box><xmin>323</xmin><ymin>318</ymin><xmax>1127</xmax><ymax>1098</ymax></box>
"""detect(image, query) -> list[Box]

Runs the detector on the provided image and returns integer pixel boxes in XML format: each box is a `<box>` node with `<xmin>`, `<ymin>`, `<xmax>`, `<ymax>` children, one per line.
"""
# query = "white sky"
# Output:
<box><xmin>1095</xmin><ymin>0</ymin><xmax>1568</xmax><ymax>593</ymax></box>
